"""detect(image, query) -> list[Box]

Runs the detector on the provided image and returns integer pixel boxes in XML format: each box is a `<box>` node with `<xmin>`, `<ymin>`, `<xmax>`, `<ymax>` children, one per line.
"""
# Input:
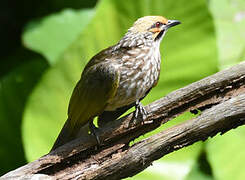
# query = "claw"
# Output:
<box><xmin>134</xmin><ymin>100</ymin><xmax>148</xmax><ymax>122</ymax></box>
<box><xmin>89</xmin><ymin>121</ymin><xmax>101</xmax><ymax>146</ymax></box>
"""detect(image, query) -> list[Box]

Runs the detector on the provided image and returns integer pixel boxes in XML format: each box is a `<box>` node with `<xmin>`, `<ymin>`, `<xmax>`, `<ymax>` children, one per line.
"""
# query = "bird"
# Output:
<box><xmin>51</xmin><ymin>16</ymin><xmax>180</xmax><ymax>150</ymax></box>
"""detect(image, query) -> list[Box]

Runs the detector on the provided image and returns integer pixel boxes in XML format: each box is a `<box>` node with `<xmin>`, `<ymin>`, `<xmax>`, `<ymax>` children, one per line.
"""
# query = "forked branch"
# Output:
<box><xmin>2</xmin><ymin>62</ymin><xmax>245</xmax><ymax>180</ymax></box>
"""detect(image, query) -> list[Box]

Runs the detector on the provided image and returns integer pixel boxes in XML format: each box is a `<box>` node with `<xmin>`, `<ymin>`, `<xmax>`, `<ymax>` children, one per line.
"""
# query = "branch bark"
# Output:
<box><xmin>2</xmin><ymin>62</ymin><xmax>245</xmax><ymax>180</ymax></box>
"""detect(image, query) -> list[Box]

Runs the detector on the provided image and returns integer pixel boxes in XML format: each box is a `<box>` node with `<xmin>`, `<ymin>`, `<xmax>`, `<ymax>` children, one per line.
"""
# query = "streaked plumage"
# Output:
<box><xmin>51</xmin><ymin>16</ymin><xmax>180</xmax><ymax>150</ymax></box>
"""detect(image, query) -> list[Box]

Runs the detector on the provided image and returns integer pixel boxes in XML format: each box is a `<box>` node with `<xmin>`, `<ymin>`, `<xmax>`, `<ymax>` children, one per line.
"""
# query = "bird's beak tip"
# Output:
<box><xmin>166</xmin><ymin>20</ymin><xmax>181</xmax><ymax>29</ymax></box>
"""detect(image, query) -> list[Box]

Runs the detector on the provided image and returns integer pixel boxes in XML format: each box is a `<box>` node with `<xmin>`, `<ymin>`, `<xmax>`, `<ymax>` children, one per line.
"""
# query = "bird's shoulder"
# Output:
<box><xmin>83</xmin><ymin>45</ymin><xmax>134</xmax><ymax>71</ymax></box>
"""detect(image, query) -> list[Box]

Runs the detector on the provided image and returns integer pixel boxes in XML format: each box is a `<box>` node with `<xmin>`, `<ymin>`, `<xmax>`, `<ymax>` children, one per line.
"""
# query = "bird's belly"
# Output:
<box><xmin>105</xmin><ymin>59</ymin><xmax>160</xmax><ymax>111</ymax></box>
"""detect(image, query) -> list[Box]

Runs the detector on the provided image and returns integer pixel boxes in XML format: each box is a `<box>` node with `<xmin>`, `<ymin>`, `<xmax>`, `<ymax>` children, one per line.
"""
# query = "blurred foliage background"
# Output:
<box><xmin>0</xmin><ymin>0</ymin><xmax>245</xmax><ymax>179</ymax></box>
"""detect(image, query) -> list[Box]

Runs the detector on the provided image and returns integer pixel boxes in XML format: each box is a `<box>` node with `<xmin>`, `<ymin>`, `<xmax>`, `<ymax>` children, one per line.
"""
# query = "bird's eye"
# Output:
<box><xmin>155</xmin><ymin>22</ymin><xmax>161</xmax><ymax>28</ymax></box>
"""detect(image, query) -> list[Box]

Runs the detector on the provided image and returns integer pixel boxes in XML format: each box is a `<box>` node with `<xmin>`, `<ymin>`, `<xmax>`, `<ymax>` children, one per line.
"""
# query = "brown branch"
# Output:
<box><xmin>2</xmin><ymin>62</ymin><xmax>245</xmax><ymax>180</ymax></box>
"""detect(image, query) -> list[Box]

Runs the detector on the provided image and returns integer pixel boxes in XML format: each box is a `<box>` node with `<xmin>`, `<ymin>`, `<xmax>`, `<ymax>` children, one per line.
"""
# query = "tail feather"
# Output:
<box><xmin>50</xmin><ymin>118</ymin><xmax>90</xmax><ymax>151</ymax></box>
<box><xmin>51</xmin><ymin>119</ymin><xmax>74</xmax><ymax>151</ymax></box>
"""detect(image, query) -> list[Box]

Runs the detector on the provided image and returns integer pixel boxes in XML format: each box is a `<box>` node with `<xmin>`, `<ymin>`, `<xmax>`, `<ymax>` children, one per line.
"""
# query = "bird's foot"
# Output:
<box><xmin>134</xmin><ymin>100</ymin><xmax>148</xmax><ymax>124</ymax></box>
<box><xmin>89</xmin><ymin>121</ymin><xmax>101</xmax><ymax>147</ymax></box>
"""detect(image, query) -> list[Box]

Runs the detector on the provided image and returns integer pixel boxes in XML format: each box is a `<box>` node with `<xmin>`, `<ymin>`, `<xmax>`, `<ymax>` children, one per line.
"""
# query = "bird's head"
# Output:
<box><xmin>115</xmin><ymin>16</ymin><xmax>180</xmax><ymax>49</ymax></box>
<box><xmin>129</xmin><ymin>16</ymin><xmax>181</xmax><ymax>41</ymax></box>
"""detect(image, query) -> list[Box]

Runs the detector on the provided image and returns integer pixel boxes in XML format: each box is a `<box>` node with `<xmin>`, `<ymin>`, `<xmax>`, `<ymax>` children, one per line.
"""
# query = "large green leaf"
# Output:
<box><xmin>209</xmin><ymin>0</ymin><xmax>245</xmax><ymax>69</ymax></box>
<box><xmin>184</xmin><ymin>148</ymin><xmax>214</xmax><ymax>180</ymax></box>
<box><xmin>206</xmin><ymin>127</ymin><xmax>245</xmax><ymax>180</ymax></box>
<box><xmin>205</xmin><ymin>1</ymin><xmax>245</xmax><ymax>180</ymax></box>
<box><xmin>22</xmin><ymin>0</ymin><xmax>217</xmax><ymax>179</ymax></box>
<box><xmin>0</xmin><ymin>54</ymin><xmax>48</xmax><ymax>175</ymax></box>
<box><xmin>22</xmin><ymin>9</ymin><xmax>94</xmax><ymax>65</ymax></box>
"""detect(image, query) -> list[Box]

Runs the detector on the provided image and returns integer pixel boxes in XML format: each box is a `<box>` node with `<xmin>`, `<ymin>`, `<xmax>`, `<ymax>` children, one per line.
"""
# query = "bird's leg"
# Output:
<box><xmin>89</xmin><ymin>120</ymin><xmax>101</xmax><ymax>146</ymax></box>
<box><xmin>134</xmin><ymin>100</ymin><xmax>148</xmax><ymax>122</ymax></box>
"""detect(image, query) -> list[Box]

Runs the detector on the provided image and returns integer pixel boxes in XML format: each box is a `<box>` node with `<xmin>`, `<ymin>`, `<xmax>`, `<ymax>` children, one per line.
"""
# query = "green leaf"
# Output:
<box><xmin>0</xmin><ymin>54</ymin><xmax>48</xmax><ymax>175</ymax></box>
<box><xmin>205</xmin><ymin>1</ymin><xmax>245</xmax><ymax>179</ymax></box>
<box><xmin>185</xmin><ymin>163</ymin><xmax>214</xmax><ymax>180</ymax></box>
<box><xmin>209</xmin><ymin>0</ymin><xmax>245</xmax><ymax>69</ymax></box>
<box><xmin>206</xmin><ymin>127</ymin><xmax>245</xmax><ymax>180</ymax></box>
<box><xmin>22</xmin><ymin>1</ymin><xmax>218</xmax><ymax>179</ymax></box>
<box><xmin>184</xmin><ymin>149</ymin><xmax>214</xmax><ymax>180</ymax></box>
<box><xmin>22</xmin><ymin>9</ymin><xmax>94</xmax><ymax>65</ymax></box>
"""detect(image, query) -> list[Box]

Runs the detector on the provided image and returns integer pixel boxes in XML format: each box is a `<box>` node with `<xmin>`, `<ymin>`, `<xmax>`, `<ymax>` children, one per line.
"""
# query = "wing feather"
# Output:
<box><xmin>51</xmin><ymin>60</ymin><xmax>119</xmax><ymax>150</ymax></box>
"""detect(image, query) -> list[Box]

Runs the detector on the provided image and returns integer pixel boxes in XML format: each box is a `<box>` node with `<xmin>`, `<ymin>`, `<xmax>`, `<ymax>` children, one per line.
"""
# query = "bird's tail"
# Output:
<box><xmin>50</xmin><ymin>118</ymin><xmax>90</xmax><ymax>151</ymax></box>
<box><xmin>51</xmin><ymin>119</ymin><xmax>73</xmax><ymax>151</ymax></box>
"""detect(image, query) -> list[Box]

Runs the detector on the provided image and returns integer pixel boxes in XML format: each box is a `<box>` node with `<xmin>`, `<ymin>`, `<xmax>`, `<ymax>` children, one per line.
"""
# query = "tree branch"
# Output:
<box><xmin>2</xmin><ymin>62</ymin><xmax>245</xmax><ymax>180</ymax></box>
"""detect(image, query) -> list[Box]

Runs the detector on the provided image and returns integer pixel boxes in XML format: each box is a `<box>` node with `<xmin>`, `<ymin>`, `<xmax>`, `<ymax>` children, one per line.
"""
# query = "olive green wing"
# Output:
<box><xmin>51</xmin><ymin>61</ymin><xmax>119</xmax><ymax>150</ymax></box>
<box><xmin>68</xmin><ymin>61</ymin><xmax>120</xmax><ymax>129</ymax></box>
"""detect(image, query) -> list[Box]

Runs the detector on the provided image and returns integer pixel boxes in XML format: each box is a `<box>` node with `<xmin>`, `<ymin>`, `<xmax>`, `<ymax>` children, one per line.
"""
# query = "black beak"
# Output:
<box><xmin>166</xmin><ymin>20</ymin><xmax>181</xmax><ymax>29</ymax></box>
<box><xmin>155</xmin><ymin>19</ymin><xmax>181</xmax><ymax>41</ymax></box>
